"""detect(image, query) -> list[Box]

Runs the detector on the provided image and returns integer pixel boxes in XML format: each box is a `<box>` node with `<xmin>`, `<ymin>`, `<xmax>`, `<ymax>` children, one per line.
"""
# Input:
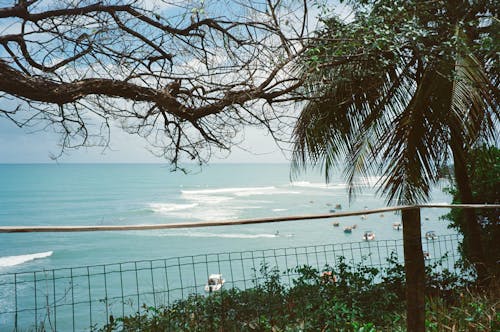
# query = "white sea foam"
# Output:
<box><xmin>154</xmin><ymin>232</ymin><xmax>278</xmax><ymax>239</ymax></box>
<box><xmin>182</xmin><ymin>186</ymin><xmax>300</xmax><ymax>197</ymax></box>
<box><xmin>290</xmin><ymin>181</ymin><xmax>347</xmax><ymax>189</ymax></box>
<box><xmin>232</xmin><ymin>206</ymin><xmax>263</xmax><ymax>210</ymax></box>
<box><xmin>235</xmin><ymin>189</ymin><xmax>300</xmax><ymax>197</ymax></box>
<box><xmin>0</xmin><ymin>251</ymin><xmax>53</xmax><ymax>267</ymax></box>
<box><xmin>149</xmin><ymin>203</ymin><xmax>198</xmax><ymax>213</ymax></box>
<box><xmin>353</xmin><ymin>176</ymin><xmax>388</xmax><ymax>186</ymax></box>
<box><xmin>181</xmin><ymin>186</ymin><xmax>276</xmax><ymax>195</ymax></box>
<box><xmin>181</xmin><ymin>193</ymin><xmax>234</xmax><ymax>205</ymax></box>
<box><xmin>165</xmin><ymin>209</ymin><xmax>238</xmax><ymax>221</ymax></box>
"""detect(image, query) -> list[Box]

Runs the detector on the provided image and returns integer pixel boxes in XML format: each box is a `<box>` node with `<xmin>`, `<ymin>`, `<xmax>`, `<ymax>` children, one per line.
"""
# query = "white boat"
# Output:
<box><xmin>423</xmin><ymin>251</ymin><xmax>431</xmax><ymax>260</ymax></box>
<box><xmin>392</xmin><ymin>222</ymin><xmax>402</xmax><ymax>231</ymax></box>
<box><xmin>363</xmin><ymin>231</ymin><xmax>375</xmax><ymax>241</ymax></box>
<box><xmin>204</xmin><ymin>274</ymin><xmax>225</xmax><ymax>292</ymax></box>
<box><xmin>425</xmin><ymin>231</ymin><xmax>438</xmax><ymax>240</ymax></box>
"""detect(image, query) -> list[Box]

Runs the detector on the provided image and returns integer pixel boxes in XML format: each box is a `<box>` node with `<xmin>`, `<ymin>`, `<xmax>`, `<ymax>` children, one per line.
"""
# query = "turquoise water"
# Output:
<box><xmin>0</xmin><ymin>163</ymin><xmax>455</xmax><ymax>330</ymax></box>
<box><xmin>0</xmin><ymin>163</ymin><xmax>453</xmax><ymax>271</ymax></box>
<box><xmin>0</xmin><ymin>164</ymin><xmax>451</xmax><ymax>273</ymax></box>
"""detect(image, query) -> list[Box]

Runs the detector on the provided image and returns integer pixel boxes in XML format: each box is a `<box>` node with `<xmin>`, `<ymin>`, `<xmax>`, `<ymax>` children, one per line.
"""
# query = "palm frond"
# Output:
<box><xmin>292</xmin><ymin>4</ymin><xmax>498</xmax><ymax>206</ymax></box>
<box><xmin>451</xmin><ymin>36</ymin><xmax>499</xmax><ymax>147</ymax></box>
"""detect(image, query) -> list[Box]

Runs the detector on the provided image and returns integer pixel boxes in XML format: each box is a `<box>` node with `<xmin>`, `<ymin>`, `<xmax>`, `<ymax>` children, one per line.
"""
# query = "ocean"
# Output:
<box><xmin>0</xmin><ymin>163</ymin><xmax>455</xmax><ymax>330</ymax></box>
<box><xmin>0</xmin><ymin>163</ymin><xmax>453</xmax><ymax>272</ymax></box>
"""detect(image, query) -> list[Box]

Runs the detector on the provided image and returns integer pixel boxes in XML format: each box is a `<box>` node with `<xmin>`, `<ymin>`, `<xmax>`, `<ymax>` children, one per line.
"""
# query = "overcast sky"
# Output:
<box><xmin>0</xmin><ymin>117</ymin><xmax>290</xmax><ymax>163</ymax></box>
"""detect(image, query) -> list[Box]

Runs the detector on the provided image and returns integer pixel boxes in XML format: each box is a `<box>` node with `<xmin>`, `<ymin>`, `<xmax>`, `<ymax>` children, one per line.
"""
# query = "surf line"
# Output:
<box><xmin>0</xmin><ymin>251</ymin><xmax>53</xmax><ymax>267</ymax></box>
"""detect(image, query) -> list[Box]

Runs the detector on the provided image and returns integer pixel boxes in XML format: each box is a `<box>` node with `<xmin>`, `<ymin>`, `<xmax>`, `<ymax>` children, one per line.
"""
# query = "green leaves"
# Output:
<box><xmin>292</xmin><ymin>0</ymin><xmax>498</xmax><ymax>205</ymax></box>
<box><xmin>97</xmin><ymin>255</ymin><xmax>495</xmax><ymax>332</ymax></box>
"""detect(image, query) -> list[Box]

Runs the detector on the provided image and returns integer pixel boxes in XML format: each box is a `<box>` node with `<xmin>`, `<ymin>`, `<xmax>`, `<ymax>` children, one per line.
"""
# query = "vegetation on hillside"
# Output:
<box><xmin>442</xmin><ymin>145</ymin><xmax>500</xmax><ymax>282</ymax></box>
<box><xmin>293</xmin><ymin>0</ymin><xmax>498</xmax><ymax>289</ymax></box>
<box><xmin>99</xmin><ymin>256</ymin><xmax>498</xmax><ymax>332</ymax></box>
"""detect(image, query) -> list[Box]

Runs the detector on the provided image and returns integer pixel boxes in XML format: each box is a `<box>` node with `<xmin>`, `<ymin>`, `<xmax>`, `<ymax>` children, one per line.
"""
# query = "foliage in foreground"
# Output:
<box><xmin>442</xmin><ymin>145</ymin><xmax>500</xmax><ymax>279</ymax></box>
<box><xmin>99</xmin><ymin>256</ymin><xmax>498</xmax><ymax>331</ymax></box>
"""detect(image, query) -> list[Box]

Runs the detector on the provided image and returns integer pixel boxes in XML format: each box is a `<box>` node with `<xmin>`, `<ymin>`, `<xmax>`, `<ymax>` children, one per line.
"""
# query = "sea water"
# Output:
<box><xmin>0</xmin><ymin>163</ymin><xmax>453</xmax><ymax>271</ymax></box>
<box><xmin>0</xmin><ymin>163</ymin><xmax>455</xmax><ymax>269</ymax></box>
<box><xmin>0</xmin><ymin>163</ymin><xmax>454</xmax><ymax>329</ymax></box>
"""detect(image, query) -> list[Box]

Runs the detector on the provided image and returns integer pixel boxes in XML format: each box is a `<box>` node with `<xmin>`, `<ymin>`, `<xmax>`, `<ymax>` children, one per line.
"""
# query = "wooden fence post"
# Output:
<box><xmin>402</xmin><ymin>207</ymin><xmax>425</xmax><ymax>332</ymax></box>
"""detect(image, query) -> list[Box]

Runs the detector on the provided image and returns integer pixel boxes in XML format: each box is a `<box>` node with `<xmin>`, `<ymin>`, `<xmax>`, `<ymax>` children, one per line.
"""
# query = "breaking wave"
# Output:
<box><xmin>150</xmin><ymin>232</ymin><xmax>279</xmax><ymax>239</ymax></box>
<box><xmin>149</xmin><ymin>203</ymin><xmax>198</xmax><ymax>213</ymax></box>
<box><xmin>0</xmin><ymin>251</ymin><xmax>53</xmax><ymax>267</ymax></box>
<box><xmin>290</xmin><ymin>181</ymin><xmax>347</xmax><ymax>189</ymax></box>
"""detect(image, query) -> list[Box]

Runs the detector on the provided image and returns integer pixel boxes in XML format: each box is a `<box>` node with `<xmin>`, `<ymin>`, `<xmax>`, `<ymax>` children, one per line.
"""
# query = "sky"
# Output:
<box><xmin>0</xmin><ymin>0</ymin><xmax>349</xmax><ymax>164</ymax></box>
<box><xmin>0</xmin><ymin>117</ymin><xmax>290</xmax><ymax>163</ymax></box>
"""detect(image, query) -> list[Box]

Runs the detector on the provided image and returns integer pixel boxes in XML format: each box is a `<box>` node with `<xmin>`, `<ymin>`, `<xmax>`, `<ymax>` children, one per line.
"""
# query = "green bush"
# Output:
<box><xmin>99</xmin><ymin>256</ymin><xmax>494</xmax><ymax>332</ymax></box>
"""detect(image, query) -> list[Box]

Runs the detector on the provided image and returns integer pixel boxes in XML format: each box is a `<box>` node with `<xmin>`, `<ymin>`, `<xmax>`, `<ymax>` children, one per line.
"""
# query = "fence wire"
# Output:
<box><xmin>0</xmin><ymin>234</ymin><xmax>461</xmax><ymax>332</ymax></box>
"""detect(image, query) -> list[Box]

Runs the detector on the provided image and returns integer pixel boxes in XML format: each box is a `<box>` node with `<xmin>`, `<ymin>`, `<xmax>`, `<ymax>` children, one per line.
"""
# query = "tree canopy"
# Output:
<box><xmin>443</xmin><ymin>145</ymin><xmax>500</xmax><ymax>278</ymax></box>
<box><xmin>0</xmin><ymin>0</ymin><xmax>316</xmax><ymax>165</ymax></box>
<box><xmin>292</xmin><ymin>0</ymin><xmax>498</xmax><ymax>204</ymax></box>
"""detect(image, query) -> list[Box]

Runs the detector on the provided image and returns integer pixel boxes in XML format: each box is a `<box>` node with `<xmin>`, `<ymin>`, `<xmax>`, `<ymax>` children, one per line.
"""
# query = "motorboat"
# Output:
<box><xmin>204</xmin><ymin>274</ymin><xmax>225</xmax><ymax>292</ymax></box>
<box><xmin>425</xmin><ymin>231</ymin><xmax>438</xmax><ymax>240</ymax></box>
<box><xmin>393</xmin><ymin>222</ymin><xmax>402</xmax><ymax>231</ymax></box>
<box><xmin>363</xmin><ymin>231</ymin><xmax>375</xmax><ymax>241</ymax></box>
<box><xmin>351</xmin><ymin>224</ymin><xmax>358</xmax><ymax>229</ymax></box>
<box><xmin>332</xmin><ymin>222</ymin><xmax>340</xmax><ymax>227</ymax></box>
<box><xmin>344</xmin><ymin>227</ymin><xmax>353</xmax><ymax>233</ymax></box>
<box><xmin>423</xmin><ymin>251</ymin><xmax>431</xmax><ymax>260</ymax></box>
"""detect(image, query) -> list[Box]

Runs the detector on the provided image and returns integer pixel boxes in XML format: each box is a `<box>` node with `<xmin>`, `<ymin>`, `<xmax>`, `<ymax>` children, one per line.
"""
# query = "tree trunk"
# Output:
<box><xmin>450</xmin><ymin>140</ymin><xmax>490</xmax><ymax>287</ymax></box>
<box><xmin>402</xmin><ymin>207</ymin><xmax>425</xmax><ymax>332</ymax></box>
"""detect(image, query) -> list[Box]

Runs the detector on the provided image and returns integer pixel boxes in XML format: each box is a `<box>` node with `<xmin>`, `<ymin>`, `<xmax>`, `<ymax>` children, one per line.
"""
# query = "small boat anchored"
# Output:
<box><xmin>344</xmin><ymin>227</ymin><xmax>353</xmax><ymax>233</ymax></box>
<box><xmin>332</xmin><ymin>222</ymin><xmax>340</xmax><ymax>227</ymax></box>
<box><xmin>425</xmin><ymin>231</ymin><xmax>438</xmax><ymax>240</ymax></box>
<box><xmin>205</xmin><ymin>274</ymin><xmax>225</xmax><ymax>292</ymax></box>
<box><xmin>363</xmin><ymin>231</ymin><xmax>375</xmax><ymax>241</ymax></box>
<box><xmin>392</xmin><ymin>222</ymin><xmax>402</xmax><ymax>231</ymax></box>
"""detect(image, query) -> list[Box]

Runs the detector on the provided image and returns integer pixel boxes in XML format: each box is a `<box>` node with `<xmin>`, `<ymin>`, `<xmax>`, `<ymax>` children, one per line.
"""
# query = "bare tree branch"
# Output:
<box><xmin>0</xmin><ymin>0</ymin><xmax>315</xmax><ymax>166</ymax></box>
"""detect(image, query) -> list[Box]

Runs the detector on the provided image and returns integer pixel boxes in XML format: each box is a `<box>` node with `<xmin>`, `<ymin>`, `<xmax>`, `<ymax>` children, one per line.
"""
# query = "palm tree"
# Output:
<box><xmin>293</xmin><ymin>0</ymin><xmax>498</xmax><ymax>285</ymax></box>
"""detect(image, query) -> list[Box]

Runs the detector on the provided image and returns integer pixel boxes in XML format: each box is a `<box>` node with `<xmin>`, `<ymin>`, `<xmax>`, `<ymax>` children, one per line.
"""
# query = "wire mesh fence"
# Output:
<box><xmin>0</xmin><ymin>234</ymin><xmax>461</xmax><ymax>332</ymax></box>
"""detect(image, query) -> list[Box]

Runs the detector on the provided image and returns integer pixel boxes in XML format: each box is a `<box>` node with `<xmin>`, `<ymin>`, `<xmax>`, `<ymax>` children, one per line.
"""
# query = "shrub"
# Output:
<box><xmin>99</xmin><ymin>255</ymin><xmax>492</xmax><ymax>332</ymax></box>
